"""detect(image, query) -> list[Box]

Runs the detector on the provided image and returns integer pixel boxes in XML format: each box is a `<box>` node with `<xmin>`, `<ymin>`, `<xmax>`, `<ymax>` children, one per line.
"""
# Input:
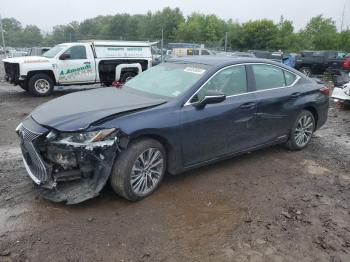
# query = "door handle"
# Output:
<box><xmin>290</xmin><ymin>92</ymin><xmax>301</xmax><ymax>99</ymax></box>
<box><xmin>84</xmin><ymin>62</ymin><xmax>91</xmax><ymax>65</ymax></box>
<box><xmin>239</xmin><ymin>102</ymin><xmax>257</xmax><ymax>109</ymax></box>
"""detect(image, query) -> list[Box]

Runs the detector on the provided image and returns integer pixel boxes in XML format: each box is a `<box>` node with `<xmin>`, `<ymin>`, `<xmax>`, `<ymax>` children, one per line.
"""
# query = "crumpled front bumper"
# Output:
<box><xmin>32</xmin><ymin>143</ymin><xmax>117</xmax><ymax>204</ymax></box>
<box><xmin>17</xmin><ymin>117</ymin><xmax>119</xmax><ymax>204</ymax></box>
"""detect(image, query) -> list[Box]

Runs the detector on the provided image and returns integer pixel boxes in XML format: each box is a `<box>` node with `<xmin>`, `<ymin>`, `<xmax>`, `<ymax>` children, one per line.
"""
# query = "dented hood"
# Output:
<box><xmin>31</xmin><ymin>87</ymin><xmax>166</xmax><ymax>131</ymax></box>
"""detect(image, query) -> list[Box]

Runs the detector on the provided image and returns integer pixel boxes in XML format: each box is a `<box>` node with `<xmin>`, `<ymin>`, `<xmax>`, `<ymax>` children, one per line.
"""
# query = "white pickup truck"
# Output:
<box><xmin>3</xmin><ymin>41</ymin><xmax>157</xmax><ymax>96</ymax></box>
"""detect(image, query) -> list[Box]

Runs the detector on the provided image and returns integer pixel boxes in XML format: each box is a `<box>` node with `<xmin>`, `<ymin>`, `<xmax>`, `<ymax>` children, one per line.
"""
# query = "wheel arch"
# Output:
<box><xmin>128</xmin><ymin>133</ymin><xmax>179</xmax><ymax>175</ymax></box>
<box><xmin>27</xmin><ymin>70</ymin><xmax>56</xmax><ymax>84</ymax></box>
<box><xmin>303</xmin><ymin>106</ymin><xmax>318</xmax><ymax>129</ymax></box>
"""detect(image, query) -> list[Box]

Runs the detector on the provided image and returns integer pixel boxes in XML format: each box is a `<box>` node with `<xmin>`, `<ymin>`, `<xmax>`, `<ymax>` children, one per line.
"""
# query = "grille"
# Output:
<box><xmin>4</xmin><ymin>62</ymin><xmax>20</xmax><ymax>82</ymax></box>
<box><xmin>19</xmin><ymin>124</ymin><xmax>49</xmax><ymax>183</ymax></box>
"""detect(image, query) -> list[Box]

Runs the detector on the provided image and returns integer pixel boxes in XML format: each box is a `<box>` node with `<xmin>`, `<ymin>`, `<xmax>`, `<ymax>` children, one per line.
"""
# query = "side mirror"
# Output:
<box><xmin>60</xmin><ymin>53</ymin><xmax>71</xmax><ymax>60</ymax></box>
<box><xmin>193</xmin><ymin>90</ymin><xmax>226</xmax><ymax>108</ymax></box>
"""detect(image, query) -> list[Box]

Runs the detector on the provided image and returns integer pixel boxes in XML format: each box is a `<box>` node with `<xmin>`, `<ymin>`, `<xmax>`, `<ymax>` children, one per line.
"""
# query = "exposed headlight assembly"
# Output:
<box><xmin>48</xmin><ymin>128</ymin><xmax>117</xmax><ymax>148</ymax></box>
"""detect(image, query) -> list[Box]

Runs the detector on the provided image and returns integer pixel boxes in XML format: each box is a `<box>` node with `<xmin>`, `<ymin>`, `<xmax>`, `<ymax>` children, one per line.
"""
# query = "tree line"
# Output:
<box><xmin>2</xmin><ymin>7</ymin><xmax>350</xmax><ymax>52</ymax></box>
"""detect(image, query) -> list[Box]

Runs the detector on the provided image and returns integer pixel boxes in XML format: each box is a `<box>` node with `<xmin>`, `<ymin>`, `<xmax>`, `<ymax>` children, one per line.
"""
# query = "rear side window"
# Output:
<box><xmin>252</xmin><ymin>64</ymin><xmax>286</xmax><ymax>90</ymax></box>
<box><xmin>284</xmin><ymin>71</ymin><xmax>297</xmax><ymax>86</ymax></box>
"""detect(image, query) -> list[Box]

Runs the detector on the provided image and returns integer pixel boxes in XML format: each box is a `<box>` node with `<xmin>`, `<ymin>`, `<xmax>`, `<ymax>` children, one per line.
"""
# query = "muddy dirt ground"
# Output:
<box><xmin>0</xmin><ymin>65</ymin><xmax>349</xmax><ymax>262</ymax></box>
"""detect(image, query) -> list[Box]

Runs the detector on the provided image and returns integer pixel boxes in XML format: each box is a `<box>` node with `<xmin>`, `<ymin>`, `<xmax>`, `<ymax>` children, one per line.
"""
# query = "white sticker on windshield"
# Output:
<box><xmin>172</xmin><ymin>90</ymin><xmax>181</xmax><ymax>97</ymax></box>
<box><xmin>184</xmin><ymin>67</ymin><xmax>206</xmax><ymax>75</ymax></box>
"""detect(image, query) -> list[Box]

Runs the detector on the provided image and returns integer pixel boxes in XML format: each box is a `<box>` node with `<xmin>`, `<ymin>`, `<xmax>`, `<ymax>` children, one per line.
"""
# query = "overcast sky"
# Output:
<box><xmin>1</xmin><ymin>0</ymin><xmax>348</xmax><ymax>32</ymax></box>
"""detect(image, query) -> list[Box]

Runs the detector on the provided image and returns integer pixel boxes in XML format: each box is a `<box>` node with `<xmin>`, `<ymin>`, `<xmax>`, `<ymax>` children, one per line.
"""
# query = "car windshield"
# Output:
<box><xmin>124</xmin><ymin>62</ymin><xmax>209</xmax><ymax>98</ymax></box>
<box><xmin>42</xmin><ymin>45</ymin><xmax>65</xmax><ymax>58</ymax></box>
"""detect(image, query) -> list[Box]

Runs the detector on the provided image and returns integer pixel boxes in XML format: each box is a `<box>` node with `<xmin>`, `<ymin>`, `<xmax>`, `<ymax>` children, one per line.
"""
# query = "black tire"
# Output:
<box><xmin>28</xmin><ymin>74</ymin><xmax>54</xmax><ymax>96</ymax></box>
<box><xmin>299</xmin><ymin>67</ymin><xmax>312</xmax><ymax>77</ymax></box>
<box><xmin>19</xmin><ymin>81</ymin><xmax>28</xmax><ymax>91</ymax></box>
<box><xmin>285</xmin><ymin>110</ymin><xmax>315</xmax><ymax>151</ymax></box>
<box><xmin>120</xmin><ymin>72</ymin><xmax>137</xmax><ymax>83</ymax></box>
<box><xmin>110</xmin><ymin>138</ymin><xmax>166</xmax><ymax>201</ymax></box>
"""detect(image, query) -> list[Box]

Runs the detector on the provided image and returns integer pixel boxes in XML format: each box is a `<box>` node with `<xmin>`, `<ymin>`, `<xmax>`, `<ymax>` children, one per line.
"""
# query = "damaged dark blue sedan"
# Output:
<box><xmin>16</xmin><ymin>57</ymin><xmax>329</xmax><ymax>204</ymax></box>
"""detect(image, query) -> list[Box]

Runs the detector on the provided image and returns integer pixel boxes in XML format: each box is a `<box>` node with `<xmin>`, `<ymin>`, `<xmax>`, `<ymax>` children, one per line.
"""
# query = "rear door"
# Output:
<box><xmin>57</xmin><ymin>45</ymin><xmax>96</xmax><ymax>84</ymax></box>
<box><xmin>250</xmin><ymin>64</ymin><xmax>302</xmax><ymax>144</ymax></box>
<box><xmin>180</xmin><ymin>65</ymin><xmax>258</xmax><ymax>166</ymax></box>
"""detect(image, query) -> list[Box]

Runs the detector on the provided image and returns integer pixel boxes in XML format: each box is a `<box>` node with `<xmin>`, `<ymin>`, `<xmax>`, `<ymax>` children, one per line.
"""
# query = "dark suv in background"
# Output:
<box><xmin>294</xmin><ymin>50</ymin><xmax>348</xmax><ymax>76</ymax></box>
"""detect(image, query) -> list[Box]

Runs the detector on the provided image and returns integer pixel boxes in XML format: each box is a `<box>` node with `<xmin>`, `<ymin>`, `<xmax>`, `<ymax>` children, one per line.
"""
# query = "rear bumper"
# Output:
<box><xmin>315</xmin><ymin>98</ymin><xmax>329</xmax><ymax>130</ymax></box>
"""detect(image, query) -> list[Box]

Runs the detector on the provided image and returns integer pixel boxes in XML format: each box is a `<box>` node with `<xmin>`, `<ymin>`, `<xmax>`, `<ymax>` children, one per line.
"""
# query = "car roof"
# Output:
<box><xmin>167</xmin><ymin>56</ymin><xmax>280</xmax><ymax>67</ymax></box>
<box><xmin>167</xmin><ymin>56</ymin><xmax>305</xmax><ymax>78</ymax></box>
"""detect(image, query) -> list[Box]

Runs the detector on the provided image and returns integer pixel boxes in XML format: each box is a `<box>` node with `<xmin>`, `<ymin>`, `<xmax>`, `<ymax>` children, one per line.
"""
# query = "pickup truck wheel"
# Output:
<box><xmin>120</xmin><ymin>72</ymin><xmax>137</xmax><ymax>83</ymax></box>
<box><xmin>110</xmin><ymin>138</ymin><xmax>166</xmax><ymax>201</ymax></box>
<box><xmin>28</xmin><ymin>74</ymin><xmax>54</xmax><ymax>96</ymax></box>
<box><xmin>285</xmin><ymin>110</ymin><xmax>315</xmax><ymax>151</ymax></box>
<box><xmin>300</xmin><ymin>67</ymin><xmax>312</xmax><ymax>77</ymax></box>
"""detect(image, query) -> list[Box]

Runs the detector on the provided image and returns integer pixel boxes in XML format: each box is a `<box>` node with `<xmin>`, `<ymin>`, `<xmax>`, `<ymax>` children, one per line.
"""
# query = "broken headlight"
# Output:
<box><xmin>48</xmin><ymin>128</ymin><xmax>117</xmax><ymax>147</ymax></box>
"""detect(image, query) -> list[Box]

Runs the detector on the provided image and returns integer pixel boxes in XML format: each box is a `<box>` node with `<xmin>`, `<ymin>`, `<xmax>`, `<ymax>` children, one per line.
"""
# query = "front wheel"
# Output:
<box><xmin>28</xmin><ymin>74</ymin><xmax>54</xmax><ymax>96</ymax></box>
<box><xmin>110</xmin><ymin>139</ymin><xmax>166</xmax><ymax>201</ymax></box>
<box><xmin>19</xmin><ymin>81</ymin><xmax>28</xmax><ymax>91</ymax></box>
<box><xmin>285</xmin><ymin>110</ymin><xmax>315</xmax><ymax>150</ymax></box>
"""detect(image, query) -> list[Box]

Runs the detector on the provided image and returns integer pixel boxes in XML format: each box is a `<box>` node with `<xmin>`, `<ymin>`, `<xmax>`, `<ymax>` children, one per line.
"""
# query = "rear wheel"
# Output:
<box><xmin>285</xmin><ymin>110</ymin><xmax>315</xmax><ymax>150</ymax></box>
<box><xmin>28</xmin><ymin>74</ymin><xmax>54</xmax><ymax>96</ymax></box>
<box><xmin>300</xmin><ymin>67</ymin><xmax>312</xmax><ymax>77</ymax></box>
<box><xmin>110</xmin><ymin>138</ymin><xmax>166</xmax><ymax>201</ymax></box>
<box><xmin>120</xmin><ymin>72</ymin><xmax>137</xmax><ymax>83</ymax></box>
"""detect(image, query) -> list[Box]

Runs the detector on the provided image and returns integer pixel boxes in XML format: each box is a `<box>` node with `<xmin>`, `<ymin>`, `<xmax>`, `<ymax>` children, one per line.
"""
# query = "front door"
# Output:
<box><xmin>180</xmin><ymin>65</ymin><xmax>258</xmax><ymax>167</ymax></box>
<box><xmin>57</xmin><ymin>45</ymin><xmax>96</xmax><ymax>84</ymax></box>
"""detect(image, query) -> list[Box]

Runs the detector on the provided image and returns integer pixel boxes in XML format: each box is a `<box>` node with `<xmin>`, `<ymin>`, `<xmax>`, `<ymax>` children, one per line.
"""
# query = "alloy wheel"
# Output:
<box><xmin>130</xmin><ymin>148</ymin><xmax>164</xmax><ymax>196</ymax></box>
<box><xmin>294</xmin><ymin>115</ymin><xmax>314</xmax><ymax>147</ymax></box>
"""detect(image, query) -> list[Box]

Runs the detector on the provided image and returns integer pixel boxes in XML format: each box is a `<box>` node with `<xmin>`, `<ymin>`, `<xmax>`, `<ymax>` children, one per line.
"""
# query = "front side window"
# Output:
<box><xmin>252</xmin><ymin>64</ymin><xmax>286</xmax><ymax>91</ymax></box>
<box><xmin>193</xmin><ymin>65</ymin><xmax>247</xmax><ymax>102</ymax></box>
<box><xmin>62</xmin><ymin>46</ymin><xmax>87</xmax><ymax>60</ymax></box>
<box><xmin>336</xmin><ymin>52</ymin><xmax>347</xmax><ymax>59</ymax></box>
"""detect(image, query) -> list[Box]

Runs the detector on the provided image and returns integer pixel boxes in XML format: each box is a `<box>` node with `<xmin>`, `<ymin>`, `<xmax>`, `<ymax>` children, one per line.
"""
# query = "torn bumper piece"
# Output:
<box><xmin>332</xmin><ymin>84</ymin><xmax>350</xmax><ymax>105</ymax></box>
<box><xmin>17</xmin><ymin>117</ymin><xmax>119</xmax><ymax>204</ymax></box>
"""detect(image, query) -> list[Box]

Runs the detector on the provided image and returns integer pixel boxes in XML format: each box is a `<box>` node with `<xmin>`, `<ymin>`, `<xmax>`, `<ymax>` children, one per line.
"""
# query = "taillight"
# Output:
<box><xmin>343</xmin><ymin>58</ymin><xmax>350</xmax><ymax>70</ymax></box>
<box><xmin>319</xmin><ymin>87</ymin><xmax>329</xmax><ymax>96</ymax></box>
<box><xmin>112</xmin><ymin>81</ymin><xmax>123</xmax><ymax>88</ymax></box>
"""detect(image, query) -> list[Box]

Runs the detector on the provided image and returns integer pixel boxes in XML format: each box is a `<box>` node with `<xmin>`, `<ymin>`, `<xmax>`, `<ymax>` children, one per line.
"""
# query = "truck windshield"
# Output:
<box><xmin>42</xmin><ymin>45</ymin><xmax>65</xmax><ymax>58</ymax></box>
<box><xmin>124</xmin><ymin>62</ymin><xmax>209</xmax><ymax>98</ymax></box>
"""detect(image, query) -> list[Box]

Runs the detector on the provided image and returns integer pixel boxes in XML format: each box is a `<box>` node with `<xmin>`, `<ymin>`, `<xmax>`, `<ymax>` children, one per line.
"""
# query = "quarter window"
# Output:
<box><xmin>284</xmin><ymin>71</ymin><xmax>297</xmax><ymax>86</ymax></box>
<box><xmin>62</xmin><ymin>46</ymin><xmax>87</xmax><ymax>60</ymax></box>
<box><xmin>193</xmin><ymin>65</ymin><xmax>247</xmax><ymax>102</ymax></box>
<box><xmin>252</xmin><ymin>64</ymin><xmax>286</xmax><ymax>90</ymax></box>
